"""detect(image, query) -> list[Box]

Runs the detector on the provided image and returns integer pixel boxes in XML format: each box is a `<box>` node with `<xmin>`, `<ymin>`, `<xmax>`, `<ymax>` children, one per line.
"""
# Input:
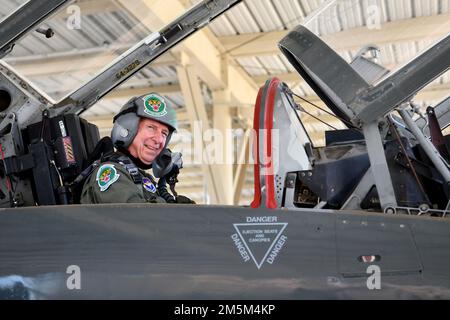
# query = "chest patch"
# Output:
<box><xmin>142</xmin><ymin>177</ymin><xmax>157</xmax><ymax>193</ymax></box>
<box><xmin>96</xmin><ymin>164</ymin><xmax>120</xmax><ymax>191</ymax></box>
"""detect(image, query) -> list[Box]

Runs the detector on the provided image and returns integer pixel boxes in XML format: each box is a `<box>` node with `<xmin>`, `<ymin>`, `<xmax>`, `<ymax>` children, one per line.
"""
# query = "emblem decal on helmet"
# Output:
<box><xmin>96</xmin><ymin>164</ymin><xmax>120</xmax><ymax>191</ymax></box>
<box><xmin>142</xmin><ymin>94</ymin><xmax>167</xmax><ymax>117</ymax></box>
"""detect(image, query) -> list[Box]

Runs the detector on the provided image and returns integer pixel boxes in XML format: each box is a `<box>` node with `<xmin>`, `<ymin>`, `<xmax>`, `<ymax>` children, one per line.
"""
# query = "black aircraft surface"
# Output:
<box><xmin>0</xmin><ymin>0</ymin><xmax>449</xmax><ymax>299</ymax></box>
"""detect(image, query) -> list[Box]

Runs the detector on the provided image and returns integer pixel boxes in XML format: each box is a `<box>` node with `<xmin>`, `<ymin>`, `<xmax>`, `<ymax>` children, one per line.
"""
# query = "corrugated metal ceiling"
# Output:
<box><xmin>2</xmin><ymin>0</ymin><xmax>448</xmax><ymax>109</ymax></box>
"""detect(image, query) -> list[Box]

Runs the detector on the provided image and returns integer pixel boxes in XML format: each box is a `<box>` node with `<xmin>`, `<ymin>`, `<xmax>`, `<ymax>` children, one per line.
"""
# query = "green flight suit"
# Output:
<box><xmin>80</xmin><ymin>157</ymin><xmax>165</xmax><ymax>204</ymax></box>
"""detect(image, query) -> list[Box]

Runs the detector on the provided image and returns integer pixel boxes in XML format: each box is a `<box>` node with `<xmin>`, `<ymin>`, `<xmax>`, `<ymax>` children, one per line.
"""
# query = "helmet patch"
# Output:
<box><xmin>96</xmin><ymin>164</ymin><xmax>120</xmax><ymax>191</ymax></box>
<box><xmin>142</xmin><ymin>94</ymin><xmax>167</xmax><ymax>117</ymax></box>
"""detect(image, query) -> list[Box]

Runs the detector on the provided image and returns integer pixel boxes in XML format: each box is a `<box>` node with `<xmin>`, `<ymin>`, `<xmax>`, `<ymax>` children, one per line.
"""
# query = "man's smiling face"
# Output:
<box><xmin>128</xmin><ymin>118</ymin><xmax>169</xmax><ymax>164</ymax></box>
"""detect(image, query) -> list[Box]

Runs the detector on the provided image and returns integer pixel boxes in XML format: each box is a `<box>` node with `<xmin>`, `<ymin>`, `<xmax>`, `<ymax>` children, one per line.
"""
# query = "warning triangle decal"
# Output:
<box><xmin>233</xmin><ymin>222</ymin><xmax>288</xmax><ymax>269</ymax></box>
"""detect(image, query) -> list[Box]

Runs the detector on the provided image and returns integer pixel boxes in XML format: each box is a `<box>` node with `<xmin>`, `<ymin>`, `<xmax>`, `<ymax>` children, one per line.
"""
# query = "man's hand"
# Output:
<box><xmin>175</xmin><ymin>195</ymin><xmax>196</xmax><ymax>204</ymax></box>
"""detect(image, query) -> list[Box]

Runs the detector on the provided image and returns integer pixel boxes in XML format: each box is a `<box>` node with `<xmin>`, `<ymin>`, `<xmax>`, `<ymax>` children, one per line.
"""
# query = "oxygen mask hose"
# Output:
<box><xmin>157</xmin><ymin>177</ymin><xmax>176</xmax><ymax>203</ymax></box>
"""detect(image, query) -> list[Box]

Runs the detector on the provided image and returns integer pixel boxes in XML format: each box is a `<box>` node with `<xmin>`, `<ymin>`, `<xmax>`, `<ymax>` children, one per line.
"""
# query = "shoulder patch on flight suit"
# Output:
<box><xmin>142</xmin><ymin>177</ymin><xmax>157</xmax><ymax>193</ymax></box>
<box><xmin>96</xmin><ymin>164</ymin><xmax>120</xmax><ymax>191</ymax></box>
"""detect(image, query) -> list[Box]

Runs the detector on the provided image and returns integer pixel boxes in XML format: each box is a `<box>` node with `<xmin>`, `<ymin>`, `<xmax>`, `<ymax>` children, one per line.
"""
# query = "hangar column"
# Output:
<box><xmin>177</xmin><ymin>61</ymin><xmax>221</xmax><ymax>204</ymax></box>
<box><xmin>212</xmin><ymin>89</ymin><xmax>234</xmax><ymax>205</ymax></box>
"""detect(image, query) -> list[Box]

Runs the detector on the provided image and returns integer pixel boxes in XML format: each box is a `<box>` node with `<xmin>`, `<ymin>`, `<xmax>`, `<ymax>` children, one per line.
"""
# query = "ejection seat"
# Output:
<box><xmin>250</xmin><ymin>78</ymin><xmax>371</xmax><ymax>211</ymax></box>
<box><xmin>2</xmin><ymin>113</ymin><xmax>101</xmax><ymax>206</ymax></box>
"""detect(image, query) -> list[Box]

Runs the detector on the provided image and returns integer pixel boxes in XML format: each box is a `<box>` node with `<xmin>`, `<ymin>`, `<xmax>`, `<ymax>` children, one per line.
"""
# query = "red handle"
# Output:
<box><xmin>263</xmin><ymin>78</ymin><xmax>280</xmax><ymax>209</ymax></box>
<box><xmin>250</xmin><ymin>87</ymin><xmax>264</xmax><ymax>208</ymax></box>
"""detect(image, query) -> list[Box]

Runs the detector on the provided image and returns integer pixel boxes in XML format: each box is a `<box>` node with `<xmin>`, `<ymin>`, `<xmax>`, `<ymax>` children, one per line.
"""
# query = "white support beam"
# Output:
<box><xmin>104</xmin><ymin>84</ymin><xmax>181</xmax><ymax>99</ymax></box>
<box><xmin>219</xmin><ymin>13</ymin><xmax>450</xmax><ymax>58</ymax></box>
<box><xmin>232</xmin><ymin>129</ymin><xmax>250</xmax><ymax>205</ymax></box>
<box><xmin>84</xmin><ymin>110</ymin><xmax>188</xmax><ymax>130</ymax></box>
<box><xmin>46</xmin><ymin>79</ymin><xmax>179</xmax><ymax>100</ymax></box>
<box><xmin>177</xmin><ymin>64</ymin><xmax>221</xmax><ymax>204</ymax></box>
<box><xmin>119</xmin><ymin>0</ymin><xmax>224</xmax><ymax>89</ymax></box>
<box><xmin>212</xmin><ymin>90</ymin><xmax>234</xmax><ymax>205</ymax></box>
<box><xmin>7</xmin><ymin>50</ymin><xmax>176</xmax><ymax>77</ymax></box>
<box><xmin>414</xmin><ymin>84</ymin><xmax>450</xmax><ymax>103</ymax></box>
<box><xmin>444</xmin><ymin>127</ymin><xmax>450</xmax><ymax>135</ymax></box>
<box><xmin>76</xmin><ymin>0</ymin><xmax>123</xmax><ymax>15</ymax></box>
<box><xmin>120</xmin><ymin>0</ymin><xmax>259</xmax><ymax>98</ymax></box>
<box><xmin>252</xmin><ymin>72</ymin><xmax>301</xmax><ymax>86</ymax></box>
